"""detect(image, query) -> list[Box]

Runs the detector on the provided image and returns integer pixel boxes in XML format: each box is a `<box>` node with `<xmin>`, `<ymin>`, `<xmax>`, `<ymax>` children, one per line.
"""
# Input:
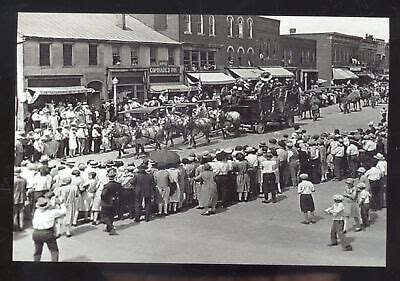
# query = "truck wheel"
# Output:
<box><xmin>255</xmin><ymin>123</ymin><xmax>266</xmax><ymax>134</ymax></box>
<box><xmin>286</xmin><ymin>116</ymin><xmax>295</xmax><ymax>127</ymax></box>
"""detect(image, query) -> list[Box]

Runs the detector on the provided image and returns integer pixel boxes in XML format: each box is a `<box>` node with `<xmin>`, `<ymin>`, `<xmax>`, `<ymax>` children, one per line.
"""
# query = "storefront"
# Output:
<box><xmin>300</xmin><ymin>69</ymin><xmax>319</xmax><ymax>90</ymax></box>
<box><xmin>258</xmin><ymin>66</ymin><xmax>295</xmax><ymax>80</ymax></box>
<box><xmin>332</xmin><ymin>68</ymin><xmax>359</xmax><ymax>84</ymax></box>
<box><xmin>107</xmin><ymin>67</ymin><xmax>147</xmax><ymax>104</ymax></box>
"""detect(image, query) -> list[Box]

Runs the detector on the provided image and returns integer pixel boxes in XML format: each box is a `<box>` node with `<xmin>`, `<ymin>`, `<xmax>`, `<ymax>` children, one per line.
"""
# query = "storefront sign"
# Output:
<box><xmin>149</xmin><ymin>66</ymin><xmax>180</xmax><ymax>74</ymax></box>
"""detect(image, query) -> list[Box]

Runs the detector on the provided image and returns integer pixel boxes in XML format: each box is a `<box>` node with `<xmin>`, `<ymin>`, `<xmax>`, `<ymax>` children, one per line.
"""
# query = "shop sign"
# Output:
<box><xmin>149</xmin><ymin>66</ymin><xmax>180</xmax><ymax>74</ymax></box>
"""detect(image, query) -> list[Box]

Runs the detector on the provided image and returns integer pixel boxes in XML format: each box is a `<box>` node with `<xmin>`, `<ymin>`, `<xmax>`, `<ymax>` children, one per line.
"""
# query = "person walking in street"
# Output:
<box><xmin>260</xmin><ymin>152</ymin><xmax>278</xmax><ymax>204</ymax></box>
<box><xmin>194</xmin><ymin>163</ymin><xmax>218</xmax><ymax>215</ymax></box>
<box><xmin>342</xmin><ymin>178</ymin><xmax>362</xmax><ymax>233</ymax></box>
<box><xmin>324</xmin><ymin>194</ymin><xmax>353</xmax><ymax>251</ymax></box>
<box><xmin>100</xmin><ymin>168</ymin><xmax>122</xmax><ymax>235</ymax></box>
<box><xmin>132</xmin><ymin>164</ymin><xmax>155</xmax><ymax>222</ymax></box>
<box><xmin>357</xmin><ymin>182</ymin><xmax>371</xmax><ymax>229</ymax></box>
<box><xmin>297</xmin><ymin>173</ymin><xmax>316</xmax><ymax>224</ymax></box>
<box><xmin>14</xmin><ymin>167</ymin><xmax>27</xmax><ymax>231</ymax></box>
<box><xmin>58</xmin><ymin>176</ymin><xmax>78</xmax><ymax>237</ymax></box>
<box><xmin>153</xmin><ymin>164</ymin><xmax>171</xmax><ymax>216</ymax></box>
<box><xmin>32</xmin><ymin>197</ymin><xmax>66</xmax><ymax>261</ymax></box>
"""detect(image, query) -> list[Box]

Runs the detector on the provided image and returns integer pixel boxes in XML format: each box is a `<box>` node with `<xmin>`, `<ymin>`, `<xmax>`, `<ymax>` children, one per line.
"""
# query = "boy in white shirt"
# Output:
<box><xmin>357</xmin><ymin>182</ymin><xmax>371</xmax><ymax>229</ymax></box>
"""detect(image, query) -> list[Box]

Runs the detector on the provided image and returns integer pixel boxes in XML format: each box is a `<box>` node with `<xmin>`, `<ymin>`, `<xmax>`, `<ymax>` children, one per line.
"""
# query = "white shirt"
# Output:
<box><xmin>358</xmin><ymin>190</ymin><xmax>370</xmax><ymax>204</ymax></box>
<box><xmin>32</xmin><ymin>205</ymin><xmax>66</xmax><ymax>230</ymax></box>
<box><xmin>346</xmin><ymin>144</ymin><xmax>359</xmax><ymax>156</ymax></box>
<box><xmin>260</xmin><ymin>160</ymin><xmax>277</xmax><ymax>174</ymax></box>
<box><xmin>365</xmin><ymin>167</ymin><xmax>382</xmax><ymax>181</ymax></box>
<box><xmin>245</xmin><ymin>154</ymin><xmax>258</xmax><ymax>168</ymax></box>
<box><xmin>298</xmin><ymin>180</ymin><xmax>315</xmax><ymax>194</ymax></box>
<box><xmin>376</xmin><ymin>160</ymin><xmax>387</xmax><ymax>177</ymax></box>
<box><xmin>363</xmin><ymin>140</ymin><xmax>376</xmax><ymax>152</ymax></box>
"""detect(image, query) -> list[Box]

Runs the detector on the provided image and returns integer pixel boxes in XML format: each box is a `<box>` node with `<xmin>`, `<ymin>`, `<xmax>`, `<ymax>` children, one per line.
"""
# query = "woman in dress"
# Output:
<box><xmin>194</xmin><ymin>154</ymin><xmax>210</xmax><ymax>209</ymax></box>
<box><xmin>71</xmin><ymin>169</ymin><xmax>86</xmax><ymax>225</ymax></box>
<box><xmin>194</xmin><ymin>163</ymin><xmax>218</xmax><ymax>216</ymax></box>
<box><xmin>68</xmin><ymin>126</ymin><xmax>78</xmax><ymax>157</ymax></box>
<box><xmin>167</xmin><ymin>166</ymin><xmax>181</xmax><ymax>214</ymax></box>
<box><xmin>233</xmin><ymin>152</ymin><xmax>251</xmax><ymax>202</ymax></box>
<box><xmin>58</xmin><ymin>176</ymin><xmax>79</xmax><ymax>237</ymax></box>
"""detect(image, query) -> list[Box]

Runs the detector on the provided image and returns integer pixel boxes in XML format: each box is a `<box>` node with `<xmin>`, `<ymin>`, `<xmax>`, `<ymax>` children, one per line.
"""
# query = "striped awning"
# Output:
<box><xmin>26</xmin><ymin>86</ymin><xmax>94</xmax><ymax>104</ymax></box>
<box><xmin>258</xmin><ymin>67</ymin><xmax>295</xmax><ymax>78</ymax></box>
<box><xmin>227</xmin><ymin>67</ymin><xmax>264</xmax><ymax>80</ymax></box>
<box><xmin>186</xmin><ymin>72</ymin><xmax>236</xmax><ymax>85</ymax></box>
<box><xmin>333</xmin><ymin>68</ymin><xmax>358</xmax><ymax>80</ymax></box>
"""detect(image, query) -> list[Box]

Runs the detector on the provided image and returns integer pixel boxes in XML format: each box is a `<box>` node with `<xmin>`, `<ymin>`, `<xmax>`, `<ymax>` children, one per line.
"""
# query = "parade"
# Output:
<box><xmin>13</xmin><ymin>13</ymin><xmax>388</xmax><ymax>265</ymax></box>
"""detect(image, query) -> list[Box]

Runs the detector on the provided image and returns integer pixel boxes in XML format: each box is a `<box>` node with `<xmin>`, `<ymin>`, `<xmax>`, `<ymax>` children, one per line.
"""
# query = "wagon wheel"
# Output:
<box><xmin>255</xmin><ymin>123</ymin><xmax>266</xmax><ymax>134</ymax></box>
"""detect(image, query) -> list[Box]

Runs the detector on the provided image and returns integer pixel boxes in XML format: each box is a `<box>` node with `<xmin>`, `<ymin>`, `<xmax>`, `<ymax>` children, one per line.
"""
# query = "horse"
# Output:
<box><xmin>216</xmin><ymin>110</ymin><xmax>241</xmax><ymax>138</ymax></box>
<box><xmin>161</xmin><ymin>114</ymin><xmax>189</xmax><ymax>146</ymax></box>
<box><xmin>299</xmin><ymin>93</ymin><xmax>312</xmax><ymax>119</ymax></box>
<box><xmin>343</xmin><ymin>90</ymin><xmax>362</xmax><ymax>113</ymax></box>
<box><xmin>309</xmin><ymin>94</ymin><xmax>322</xmax><ymax>121</ymax></box>
<box><xmin>133</xmin><ymin>124</ymin><xmax>164</xmax><ymax>152</ymax></box>
<box><xmin>186</xmin><ymin>117</ymin><xmax>212</xmax><ymax>148</ymax></box>
<box><xmin>110</xmin><ymin>122</ymin><xmax>132</xmax><ymax>158</ymax></box>
<box><xmin>360</xmin><ymin>88</ymin><xmax>372</xmax><ymax>107</ymax></box>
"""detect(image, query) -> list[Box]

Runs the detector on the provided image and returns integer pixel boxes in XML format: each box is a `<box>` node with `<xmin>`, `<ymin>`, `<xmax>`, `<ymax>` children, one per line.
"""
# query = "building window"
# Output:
<box><xmin>150</xmin><ymin>47</ymin><xmax>156</xmax><ymax>65</ymax></box>
<box><xmin>200</xmin><ymin>51</ymin><xmax>207</xmax><ymax>69</ymax></box>
<box><xmin>208</xmin><ymin>51</ymin><xmax>216</xmax><ymax>67</ymax></box>
<box><xmin>130</xmin><ymin>47</ymin><xmax>138</xmax><ymax>65</ymax></box>
<box><xmin>265</xmin><ymin>40</ymin><xmax>270</xmax><ymax>59</ymax></box>
<box><xmin>89</xmin><ymin>44</ymin><xmax>98</xmax><ymax>65</ymax></box>
<box><xmin>247</xmin><ymin>47</ymin><xmax>254</xmax><ymax>66</ymax></box>
<box><xmin>112</xmin><ymin>45</ymin><xmax>121</xmax><ymax>65</ymax></box>
<box><xmin>306</xmin><ymin>50</ymin><xmax>310</xmax><ymax>63</ymax></box>
<box><xmin>39</xmin><ymin>43</ymin><xmax>50</xmax><ymax>66</ymax></box>
<box><xmin>184</xmin><ymin>15</ymin><xmax>191</xmax><ymax>34</ymax></box>
<box><xmin>333</xmin><ymin>48</ymin><xmax>337</xmax><ymax>63</ymax></box>
<box><xmin>238</xmin><ymin>47</ymin><xmax>245</xmax><ymax>65</ymax></box>
<box><xmin>191</xmin><ymin>50</ymin><xmax>199</xmax><ymax>70</ymax></box>
<box><xmin>209</xmin><ymin>15</ymin><xmax>215</xmax><ymax>36</ymax></box>
<box><xmin>227</xmin><ymin>15</ymin><xmax>233</xmax><ymax>37</ymax></box>
<box><xmin>197</xmin><ymin>15</ymin><xmax>204</xmax><ymax>35</ymax></box>
<box><xmin>168</xmin><ymin>48</ymin><xmax>174</xmax><ymax>65</ymax></box>
<box><xmin>227</xmin><ymin>46</ymin><xmax>234</xmax><ymax>64</ymax></box>
<box><xmin>63</xmin><ymin>44</ymin><xmax>73</xmax><ymax>66</ymax></box>
<box><xmin>154</xmin><ymin>14</ymin><xmax>167</xmax><ymax>31</ymax></box>
<box><xmin>300</xmin><ymin>50</ymin><xmax>304</xmax><ymax>64</ymax></box>
<box><xmin>289</xmin><ymin>50</ymin><xmax>293</xmax><ymax>65</ymax></box>
<box><xmin>247</xmin><ymin>18</ymin><xmax>253</xmax><ymax>39</ymax></box>
<box><xmin>273</xmin><ymin>40</ymin><xmax>277</xmax><ymax>58</ymax></box>
<box><xmin>238</xmin><ymin>17</ymin><xmax>244</xmax><ymax>38</ymax></box>
<box><xmin>312</xmin><ymin>51</ymin><xmax>315</xmax><ymax>63</ymax></box>
<box><xmin>183</xmin><ymin>50</ymin><xmax>191</xmax><ymax>70</ymax></box>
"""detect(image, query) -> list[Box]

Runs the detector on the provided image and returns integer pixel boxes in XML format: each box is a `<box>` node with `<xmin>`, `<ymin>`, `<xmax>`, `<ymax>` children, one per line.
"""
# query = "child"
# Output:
<box><xmin>324</xmin><ymin>194</ymin><xmax>353</xmax><ymax>251</ymax></box>
<box><xmin>297</xmin><ymin>173</ymin><xmax>316</xmax><ymax>224</ymax></box>
<box><xmin>357</xmin><ymin>182</ymin><xmax>371</xmax><ymax>229</ymax></box>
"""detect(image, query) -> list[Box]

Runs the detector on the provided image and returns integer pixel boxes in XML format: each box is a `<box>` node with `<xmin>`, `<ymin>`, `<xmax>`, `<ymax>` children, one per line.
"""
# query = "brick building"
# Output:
<box><xmin>132</xmin><ymin>14</ymin><xmax>285</xmax><ymax>86</ymax></box>
<box><xmin>279</xmin><ymin>35</ymin><xmax>317</xmax><ymax>89</ymax></box>
<box><xmin>288</xmin><ymin>32</ymin><xmax>363</xmax><ymax>85</ymax></box>
<box><xmin>18</xmin><ymin>13</ymin><xmax>183</xmax><ymax>109</ymax></box>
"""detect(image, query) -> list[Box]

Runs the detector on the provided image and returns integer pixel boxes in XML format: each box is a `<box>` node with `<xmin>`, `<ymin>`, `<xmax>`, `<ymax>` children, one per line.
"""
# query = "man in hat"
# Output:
<box><xmin>356</xmin><ymin>182</ymin><xmax>371</xmax><ymax>229</ymax></box>
<box><xmin>260</xmin><ymin>152</ymin><xmax>278</xmax><ymax>203</ymax></box>
<box><xmin>324</xmin><ymin>195</ymin><xmax>353</xmax><ymax>251</ymax></box>
<box><xmin>100</xmin><ymin>168</ymin><xmax>122</xmax><ymax>235</ymax></box>
<box><xmin>331</xmin><ymin>139</ymin><xmax>345</xmax><ymax>181</ymax></box>
<box><xmin>31</xmin><ymin>197</ymin><xmax>67</xmax><ymax>261</ymax></box>
<box><xmin>14</xmin><ymin>167</ymin><xmax>27</xmax><ymax>231</ymax></box>
<box><xmin>245</xmin><ymin>147</ymin><xmax>259</xmax><ymax>198</ymax></box>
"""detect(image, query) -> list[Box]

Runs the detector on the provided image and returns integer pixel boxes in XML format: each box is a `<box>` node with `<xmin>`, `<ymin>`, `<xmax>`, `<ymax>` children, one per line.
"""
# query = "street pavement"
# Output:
<box><xmin>13</xmin><ymin>104</ymin><xmax>386</xmax><ymax>266</ymax></box>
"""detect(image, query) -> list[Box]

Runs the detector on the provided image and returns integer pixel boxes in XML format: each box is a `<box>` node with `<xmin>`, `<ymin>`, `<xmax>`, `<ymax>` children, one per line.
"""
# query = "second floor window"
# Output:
<box><xmin>89</xmin><ymin>44</ymin><xmax>98</xmax><ymax>65</ymax></box>
<box><xmin>197</xmin><ymin>15</ymin><xmax>204</xmax><ymax>35</ymax></box>
<box><xmin>247</xmin><ymin>18</ymin><xmax>253</xmax><ymax>39</ymax></box>
<box><xmin>168</xmin><ymin>48</ymin><xmax>174</xmax><ymax>65</ymax></box>
<box><xmin>39</xmin><ymin>43</ymin><xmax>50</xmax><ymax>66</ymax></box>
<box><xmin>209</xmin><ymin>15</ymin><xmax>215</xmax><ymax>36</ymax></box>
<box><xmin>238</xmin><ymin>17</ymin><xmax>244</xmax><ymax>38</ymax></box>
<box><xmin>184</xmin><ymin>15</ymin><xmax>191</xmax><ymax>34</ymax></box>
<box><xmin>130</xmin><ymin>47</ymin><xmax>138</xmax><ymax>65</ymax></box>
<box><xmin>150</xmin><ymin>47</ymin><xmax>156</xmax><ymax>65</ymax></box>
<box><xmin>227</xmin><ymin>16</ymin><xmax>233</xmax><ymax>37</ymax></box>
<box><xmin>63</xmin><ymin>44</ymin><xmax>73</xmax><ymax>66</ymax></box>
<box><xmin>112</xmin><ymin>45</ymin><xmax>121</xmax><ymax>65</ymax></box>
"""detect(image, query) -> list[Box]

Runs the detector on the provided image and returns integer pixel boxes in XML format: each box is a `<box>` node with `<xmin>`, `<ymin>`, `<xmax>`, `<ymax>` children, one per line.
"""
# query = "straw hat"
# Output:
<box><xmin>357</xmin><ymin>167</ymin><xmax>366</xmax><ymax>173</ymax></box>
<box><xmin>374</xmin><ymin>153</ymin><xmax>384</xmax><ymax>160</ymax></box>
<box><xmin>299</xmin><ymin>173</ymin><xmax>308</xmax><ymax>180</ymax></box>
<box><xmin>35</xmin><ymin>197</ymin><xmax>50</xmax><ymax>209</ymax></box>
<box><xmin>333</xmin><ymin>194</ymin><xmax>344</xmax><ymax>202</ymax></box>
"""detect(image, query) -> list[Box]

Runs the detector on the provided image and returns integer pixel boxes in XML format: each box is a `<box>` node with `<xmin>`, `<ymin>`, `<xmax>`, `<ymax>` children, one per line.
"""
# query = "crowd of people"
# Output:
<box><xmin>14</xmin><ymin>108</ymin><xmax>388</xmax><ymax>259</ymax></box>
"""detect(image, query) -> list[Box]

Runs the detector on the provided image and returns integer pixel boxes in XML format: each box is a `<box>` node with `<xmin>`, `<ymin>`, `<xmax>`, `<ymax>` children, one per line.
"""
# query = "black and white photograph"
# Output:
<box><xmin>13</xmin><ymin>13</ymin><xmax>388</xmax><ymax>266</ymax></box>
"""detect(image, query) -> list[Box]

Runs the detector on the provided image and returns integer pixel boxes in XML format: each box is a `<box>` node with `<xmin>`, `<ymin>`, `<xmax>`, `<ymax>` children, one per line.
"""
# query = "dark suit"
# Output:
<box><xmin>131</xmin><ymin>170</ymin><xmax>155</xmax><ymax>222</ymax></box>
<box><xmin>101</xmin><ymin>180</ymin><xmax>122</xmax><ymax>232</ymax></box>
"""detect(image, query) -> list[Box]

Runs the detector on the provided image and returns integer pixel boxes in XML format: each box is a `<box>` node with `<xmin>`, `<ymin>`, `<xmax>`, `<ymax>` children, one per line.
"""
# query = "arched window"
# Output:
<box><xmin>227</xmin><ymin>46</ymin><xmax>234</xmax><ymax>64</ymax></box>
<box><xmin>247</xmin><ymin>18</ymin><xmax>253</xmax><ymax>39</ymax></box>
<box><xmin>238</xmin><ymin>17</ymin><xmax>244</xmax><ymax>38</ymax></box>
<box><xmin>197</xmin><ymin>15</ymin><xmax>204</xmax><ymax>35</ymax></box>
<box><xmin>184</xmin><ymin>15</ymin><xmax>191</xmax><ymax>34</ymax></box>
<box><xmin>247</xmin><ymin>47</ymin><xmax>254</xmax><ymax>66</ymax></box>
<box><xmin>237</xmin><ymin>46</ymin><xmax>245</xmax><ymax>65</ymax></box>
<box><xmin>208</xmin><ymin>15</ymin><xmax>215</xmax><ymax>36</ymax></box>
<box><xmin>227</xmin><ymin>15</ymin><xmax>233</xmax><ymax>37</ymax></box>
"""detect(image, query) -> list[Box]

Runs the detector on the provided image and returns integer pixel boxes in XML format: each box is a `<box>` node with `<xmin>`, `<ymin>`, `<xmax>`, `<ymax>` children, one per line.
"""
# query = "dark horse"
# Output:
<box><xmin>186</xmin><ymin>116</ymin><xmax>212</xmax><ymax>148</ymax></box>
<box><xmin>110</xmin><ymin>121</ymin><xmax>131</xmax><ymax>158</ymax></box>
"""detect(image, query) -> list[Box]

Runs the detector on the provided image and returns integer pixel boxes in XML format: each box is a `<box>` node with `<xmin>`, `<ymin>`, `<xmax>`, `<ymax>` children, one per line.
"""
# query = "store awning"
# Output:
<box><xmin>333</xmin><ymin>68</ymin><xmax>358</xmax><ymax>80</ymax></box>
<box><xmin>186</xmin><ymin>72</ymin><xmax>236</xmax><ymax>85</ymax></box>
<box><xmin>355</xmin><ymin>72</ymin><xmax>375</xmax><ymax>79</ymax></box>
<box><xmin>227</xmin><ymin>68</ymin><xmax>264</xmax><ymax>80</ymax></box>
<box><xmin>258</xmin><ymin>67</ymin><xmax>295</xmax><ymax>78</ymax></box>
<box><xmin>26</xmin><ymin>86</ymin><xmax>94</xmax><ymax>104</ymax></box>
<box><xmin>149</xmin><ymin>83</ymin><xmax>197</xmax><ymax>94</ymax></box>
<box><xmin>302</xmin><ymin>69</ymin><xmax>318</xmax><ymax>73</ymax></box>
<box><xmin>317</xmin><ymin>78</ymin><xmax>327</xmax><ymax>84</ymax></box>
